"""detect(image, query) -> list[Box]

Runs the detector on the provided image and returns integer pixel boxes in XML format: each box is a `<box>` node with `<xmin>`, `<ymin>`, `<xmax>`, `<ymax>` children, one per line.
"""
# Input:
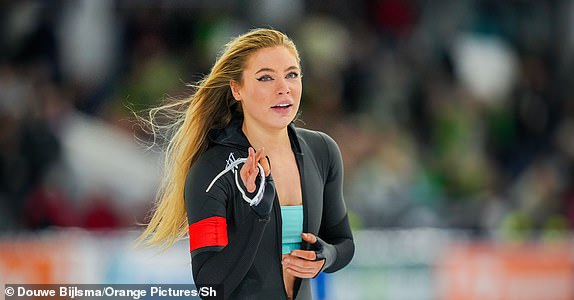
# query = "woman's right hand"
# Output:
<box><xmin>240</xmin><ymin>147</ymin><xmax>271</xmax><ymax>193</ymax></box>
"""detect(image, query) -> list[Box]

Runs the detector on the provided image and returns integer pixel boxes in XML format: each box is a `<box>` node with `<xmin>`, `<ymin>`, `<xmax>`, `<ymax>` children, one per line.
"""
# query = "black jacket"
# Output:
<box><xmin>184</xmin><ymin>116</ymin><xmax>354</xmax><ymax>299</ymax></box>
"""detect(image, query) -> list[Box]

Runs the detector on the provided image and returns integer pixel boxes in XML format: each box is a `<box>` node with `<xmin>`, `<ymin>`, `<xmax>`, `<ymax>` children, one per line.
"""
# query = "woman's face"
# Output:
<box><xmin>231</xmin><ymin>46</ymin><xmax>302</xmax><ymax>131</ymax></box>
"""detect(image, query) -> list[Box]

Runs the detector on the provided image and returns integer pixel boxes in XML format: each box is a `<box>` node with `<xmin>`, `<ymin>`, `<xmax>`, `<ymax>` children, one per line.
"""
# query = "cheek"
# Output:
<box><xmin>292</xmin><ymin>83</ymin><xmax>303</xmax><ymax>100</ymax></box>
<box><xmin>247</xmin><ymin>86</ymin><xmax>271</xmax><ymax>102</ymax></box>
<box><xmin>242</xmin><ymin>90</ymin><xmax>268</xmax><ymax>113</ymax></box>
<box><xmin>239</xmin><ymin>89</ymin><xmax>257</xmax><ymax>105</ymax></box>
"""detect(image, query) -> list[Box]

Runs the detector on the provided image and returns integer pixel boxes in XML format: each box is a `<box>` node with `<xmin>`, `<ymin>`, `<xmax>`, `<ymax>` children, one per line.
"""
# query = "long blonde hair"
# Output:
<box><xmin>137</xmin><ymin>28</ymin><xmax>300</xmax><ymax>249</ymax></box>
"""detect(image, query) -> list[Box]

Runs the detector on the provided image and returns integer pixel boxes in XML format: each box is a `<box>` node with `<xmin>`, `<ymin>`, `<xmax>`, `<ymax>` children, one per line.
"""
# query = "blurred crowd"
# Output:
<box><xmin>1</xmin><ymin>0</ymin><xmax>574</xmax><ymax>240</ymax></box>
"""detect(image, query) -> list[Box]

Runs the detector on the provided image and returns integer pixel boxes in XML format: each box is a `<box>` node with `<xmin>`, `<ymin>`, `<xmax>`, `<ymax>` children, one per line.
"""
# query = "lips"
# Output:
<box><xmin>270</xmin><ymin>102</ymin><xmax>294</xmax><ymax>115</ymax></box>
<box><xmin>270</xmin><ymin>103</ymin><xmax>292</xmax><ymax>109</ymax></box>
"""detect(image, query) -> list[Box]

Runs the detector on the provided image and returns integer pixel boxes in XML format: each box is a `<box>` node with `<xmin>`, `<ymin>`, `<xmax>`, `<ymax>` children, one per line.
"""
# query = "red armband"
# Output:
<box><xmin>188</xmin><ymin>216</ymin><xmax>228</xmax><ymax>252</ymax></box>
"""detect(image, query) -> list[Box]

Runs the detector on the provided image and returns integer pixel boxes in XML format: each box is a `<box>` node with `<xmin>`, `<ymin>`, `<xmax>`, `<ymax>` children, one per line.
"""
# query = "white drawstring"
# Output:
<box><xmin>205</xmin><ymin>158</ymin><xmax>266</xmax><ymax>206</ymax></box>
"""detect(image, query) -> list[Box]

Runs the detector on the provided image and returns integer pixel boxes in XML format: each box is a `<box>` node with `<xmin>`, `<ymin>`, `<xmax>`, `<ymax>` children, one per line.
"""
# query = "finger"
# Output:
<box><xmin>240</xmin><ymin>156</ymin><xmax>253</xmax><ymax>188</ymax></box>
<box><xmin>246</xmin><ymin>150</ymin><xmax>259</xmax><ymax>193</ymax></box>
<box><xmin>289</xmin><ymin>250</ymin><xmax>317</xmax><ymax>261</ymax></box>
<box><xmin>285</xmin><ymin>268</ymin><xmax>319</xmax><ymax>278</ymax></box>
<box><xmin>285</xmin><ymin>267</ymin><xmax>315</xmax><ymax>278</ymax></box>
<box><xmin>285</xmin><ymin>263</ymin><xmax>321</xmax><ymax>276</ymax></box>
<box><xmin>284</xmin><ymin>262</ymin><xmax>318</xmax><ymax>275</ymax></box>
<box><xmin>301</xmin><ymin>233</ymin><xmax>318</xmax><ymax>244</ymax></box>
<box><xmin>246</xmin><ymin>171</ymin><xmax>257</xmax><ymax>192</ymax></box>
<box><xmin>249</xmin><ymin>147</ymin><xmax>257</xmax><ymax>172</ymax></box>
<box><xmin>282</xmin><ymin>255</ymin><xmax>321</xmax><ymax>272</ymax></box>
<box><xmin>240</xmin><ymin>154</ymin><xmax>257</xmax><ymax>193</ymax></box>
<box><xmin>254</xmin><ymin>148</ymin><xmax>271</xmax><ymax>176</ymax></box>
<box><xmin>254</xmin><ymin>147</ymin><xmax>265</xmax><ymax>163</ymax></box>
<box><xmin>244</xmin><ymin>147</ymin><xmax>254</xmax><ymax>173</ymax></box>
<box><xmin>240</xmin><ymin>155</ymin><xmax>251</xmax><ymax>179</ymax></box>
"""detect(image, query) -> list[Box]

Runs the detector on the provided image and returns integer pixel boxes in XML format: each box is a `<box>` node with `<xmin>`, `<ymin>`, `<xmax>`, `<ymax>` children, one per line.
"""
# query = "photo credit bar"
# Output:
<box><xmin>4</xmin><ymin>284</ymin><xmax>223</xmax><ymax>300</ymax></box>
<box><xmin>150</xmin><ymin>286</ymin><xmax>219</xmax><ymax>298</ymax></box>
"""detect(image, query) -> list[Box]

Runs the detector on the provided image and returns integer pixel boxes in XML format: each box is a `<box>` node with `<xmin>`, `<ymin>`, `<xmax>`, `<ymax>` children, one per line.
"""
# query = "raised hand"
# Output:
<box><xmin>239</xmin><ymin>147</ymin><xmax>271</xmax><ymax>193</ymax></box>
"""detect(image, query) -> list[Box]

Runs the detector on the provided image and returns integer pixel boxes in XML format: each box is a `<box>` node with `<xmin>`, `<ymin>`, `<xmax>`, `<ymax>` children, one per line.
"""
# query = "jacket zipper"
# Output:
<box><xmin>275</xmin><ymin>193</ymin><xmax>291</xmax><ymax>299</ymax></box>
<box><xmin>278</xmin><ymin>151</ymin><xmax>306</xmax><ymax>300</ymax></box>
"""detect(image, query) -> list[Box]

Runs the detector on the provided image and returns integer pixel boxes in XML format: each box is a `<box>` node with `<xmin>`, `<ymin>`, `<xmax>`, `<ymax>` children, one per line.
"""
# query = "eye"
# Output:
<box><xmin>256</xmin><ymin>75</ymin><xmax>273</xmax><ymax>81</ymax></box>
<box><xmin>286</xmin><ymin>72</ymin><xmax>300</xmax><ymax>79</ymax></box>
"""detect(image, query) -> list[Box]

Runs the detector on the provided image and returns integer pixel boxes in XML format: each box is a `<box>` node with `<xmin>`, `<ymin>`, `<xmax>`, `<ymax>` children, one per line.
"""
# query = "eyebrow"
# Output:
<box><xmin>255</xmin><ymin>66</ymin><xmax>299</xmax><ymax>74</ymax></box>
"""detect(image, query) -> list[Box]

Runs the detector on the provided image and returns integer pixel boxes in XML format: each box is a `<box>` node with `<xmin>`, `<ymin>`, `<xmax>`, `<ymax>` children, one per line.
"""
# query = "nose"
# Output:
<box><xmin>276</xmin><ymin>78</ymin><xmax>290</xmax><ymax>95</ymax></box>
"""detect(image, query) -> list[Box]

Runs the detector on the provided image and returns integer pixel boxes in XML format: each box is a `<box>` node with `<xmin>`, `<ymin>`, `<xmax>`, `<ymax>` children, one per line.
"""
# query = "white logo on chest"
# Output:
<box><xmin>225</xmin><ymin>152</ymin><xmax>238</xmax><ymax>171</ymax></box>
<box><xmin>206</xmin><ymin>151</ymin><xmax>266</xmax><ymax>207</ymax></box>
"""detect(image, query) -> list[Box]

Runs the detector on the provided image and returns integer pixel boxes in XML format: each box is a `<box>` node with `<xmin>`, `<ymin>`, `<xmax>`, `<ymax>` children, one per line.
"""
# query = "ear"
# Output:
<box><xmin>230</xmin><ymin>80</ymin><xmax>241</xmax><ymax>101</ymax></box>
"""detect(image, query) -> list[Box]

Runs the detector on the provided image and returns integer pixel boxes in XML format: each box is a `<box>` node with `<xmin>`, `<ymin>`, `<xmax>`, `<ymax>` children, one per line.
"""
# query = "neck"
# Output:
<box><xmin>242</xmin><ymin>120</ymin><xmax>291</xmax><ymax>153</ymax></box>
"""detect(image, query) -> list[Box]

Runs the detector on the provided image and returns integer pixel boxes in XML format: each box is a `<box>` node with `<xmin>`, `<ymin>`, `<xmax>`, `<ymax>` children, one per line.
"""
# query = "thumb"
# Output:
<box><xmin>301</xmin><ymin>233</ymin><xmax>317</xmax><ymax>244</ymax></box>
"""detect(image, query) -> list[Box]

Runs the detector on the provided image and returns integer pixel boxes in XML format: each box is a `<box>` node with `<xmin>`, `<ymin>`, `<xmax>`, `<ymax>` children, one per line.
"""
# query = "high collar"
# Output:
<box><xmin>208</xmin><ymin>114</ymin><xmax>302</xmax><ymax>155</ymax></box>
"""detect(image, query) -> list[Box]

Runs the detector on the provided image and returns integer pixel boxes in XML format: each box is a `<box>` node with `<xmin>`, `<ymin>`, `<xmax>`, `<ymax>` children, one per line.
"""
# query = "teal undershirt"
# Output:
<box><xmin>280</xmin><ymin>205</ymin><xmax>303</xmax><ymax>255</ymax></box>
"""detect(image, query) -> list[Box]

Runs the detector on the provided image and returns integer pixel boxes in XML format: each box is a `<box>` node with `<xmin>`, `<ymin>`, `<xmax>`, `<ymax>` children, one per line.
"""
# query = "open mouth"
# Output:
<box><xmin>271</xmin><ymin>103</ymin><xmax>292</xmax><ymax>109</ymax></box>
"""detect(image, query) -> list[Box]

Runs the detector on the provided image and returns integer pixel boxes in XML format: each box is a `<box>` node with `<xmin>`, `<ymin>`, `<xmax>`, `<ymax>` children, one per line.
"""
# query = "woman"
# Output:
<box><xmin>138</xmin><ymin>28</ymin><xmax>354</xmax><ymax>300</ymax></box>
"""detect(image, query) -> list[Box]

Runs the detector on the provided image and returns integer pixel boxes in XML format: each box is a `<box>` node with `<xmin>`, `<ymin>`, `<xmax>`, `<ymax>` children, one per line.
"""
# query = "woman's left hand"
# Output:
<box><xmin>282</xmin><ymin>233</ymin><xmax>325</xmax><ymax>278</ymax></box>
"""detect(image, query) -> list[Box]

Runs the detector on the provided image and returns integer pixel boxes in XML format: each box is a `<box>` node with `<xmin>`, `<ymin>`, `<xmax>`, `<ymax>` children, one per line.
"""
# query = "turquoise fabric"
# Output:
<box><xmin>281</xmin><ymin>205</ymin><xmax>303</xmax><ymax>254</ymax></box>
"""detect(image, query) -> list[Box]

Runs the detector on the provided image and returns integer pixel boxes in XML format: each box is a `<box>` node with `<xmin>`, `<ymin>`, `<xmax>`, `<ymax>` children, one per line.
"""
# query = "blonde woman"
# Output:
<box><xmin>139</xmin><ymin>28</ymin><xmax>354</xmax><ymax>300</ymax></box>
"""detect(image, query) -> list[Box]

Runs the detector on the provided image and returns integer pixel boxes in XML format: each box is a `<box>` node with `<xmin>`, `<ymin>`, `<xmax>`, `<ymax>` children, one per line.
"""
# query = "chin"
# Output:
<box><xmin>268</xmin><ymin>118</ymin><xmax>294</xmax><ymax>130</ymax></box>
<box><xmin>269</xmin><ymin>122</ymin><xmax>291</xmax><ymax>130</ymax></box>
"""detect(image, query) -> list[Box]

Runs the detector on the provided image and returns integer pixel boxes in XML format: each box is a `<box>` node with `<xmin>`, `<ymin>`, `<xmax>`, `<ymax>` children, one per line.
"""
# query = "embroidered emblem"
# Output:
<box><xmin>226</xmin><ymin>152</ymin><xmax>238</xmax><ymax>171</ymax></box>
<box><xmin>205</xmin><ymin>151</ymin><xmax>266</xmax><ymax>207</ymax></box>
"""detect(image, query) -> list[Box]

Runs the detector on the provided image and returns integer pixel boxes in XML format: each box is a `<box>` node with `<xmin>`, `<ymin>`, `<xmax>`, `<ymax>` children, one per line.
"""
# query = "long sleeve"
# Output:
<box><xmin>191</xmin><ymin>217</ymin><xmax>269</xmax><ymax>299</ymax></box>
<box><xmin>316</xmin><ymin>132</ymin><xmax>355</xmax><ymax>273</ymax></box>
<box><xmin>184</xmin><ymin>151</ymin><xmax>271</xmax><ymax>299</ymax></box>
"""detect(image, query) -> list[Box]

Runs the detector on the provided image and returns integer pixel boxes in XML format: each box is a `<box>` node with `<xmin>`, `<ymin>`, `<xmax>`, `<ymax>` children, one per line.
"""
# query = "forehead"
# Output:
<box><xmin>244</xmin><ymin>46</ymin><xmax>299</xmax><ymax>71</ymax></box>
